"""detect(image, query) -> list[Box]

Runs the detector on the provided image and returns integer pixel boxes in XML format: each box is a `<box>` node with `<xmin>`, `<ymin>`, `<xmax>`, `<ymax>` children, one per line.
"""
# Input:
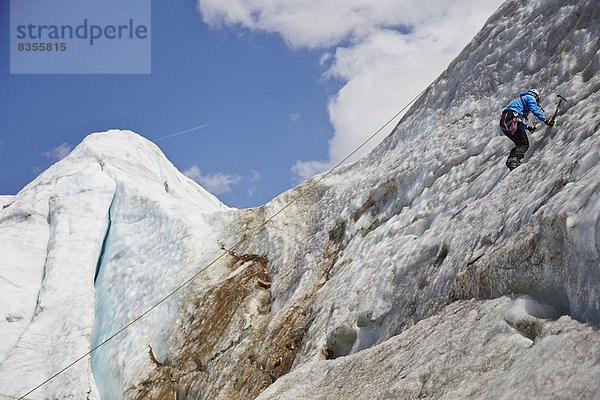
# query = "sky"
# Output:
<box><xmin>0</xmin><ymin>0</ymin><xmax>505</xmax><ymax>208</ymax></box>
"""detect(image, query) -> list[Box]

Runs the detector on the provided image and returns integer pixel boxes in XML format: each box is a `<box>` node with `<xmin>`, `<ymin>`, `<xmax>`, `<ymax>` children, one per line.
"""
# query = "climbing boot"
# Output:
<box><xmin>506</xmin><ymin>157</ymin><xmax>519</xmax><ymax>171</ymax></box>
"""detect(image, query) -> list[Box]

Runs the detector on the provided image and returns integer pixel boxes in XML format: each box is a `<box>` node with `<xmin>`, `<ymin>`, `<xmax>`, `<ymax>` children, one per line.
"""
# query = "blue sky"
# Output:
<box><xmin>1</xmin><ymin>0</ymin><xmax>504</xmax><ymax>208</ymax></box>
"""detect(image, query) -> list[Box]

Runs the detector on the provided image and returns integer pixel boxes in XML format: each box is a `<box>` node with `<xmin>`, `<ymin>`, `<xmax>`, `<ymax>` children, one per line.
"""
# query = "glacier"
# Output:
<box><xmin>1</xmin><ymin>0</ymin><xmax>600</xmax><ymax>398</ymax></box>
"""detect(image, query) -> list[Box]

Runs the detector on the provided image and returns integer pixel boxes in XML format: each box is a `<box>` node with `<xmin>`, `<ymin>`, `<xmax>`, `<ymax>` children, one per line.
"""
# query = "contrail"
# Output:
<box><xmin>154</xmin><ymin>124</ymin><xmax>208</xmax><ymax>142</ymax></box>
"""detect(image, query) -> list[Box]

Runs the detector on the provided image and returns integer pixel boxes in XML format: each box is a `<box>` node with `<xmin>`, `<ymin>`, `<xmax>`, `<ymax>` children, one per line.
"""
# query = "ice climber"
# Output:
<box><xmin>499</xmin><ymin>89</ymin><xmax>554</xmax><ymax>170</ymax></box>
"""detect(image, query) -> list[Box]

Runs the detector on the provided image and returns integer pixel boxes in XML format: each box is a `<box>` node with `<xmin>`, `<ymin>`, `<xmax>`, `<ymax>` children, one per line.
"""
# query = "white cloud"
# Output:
<box><xmin>319</xmin><ymin>52</ymin><xmax>333</xmax><ymax>67</ymax></box>
<box><xmin>199</xmin><ymin>0</ymin><xmax>415</xmax><ymax>48</ymax></box>
<box><xmin>288</xmin><ymin>111</ymin><xmax>301</xmax><ymax>122</ymax></box>
<box><xmin>247</xmin><ymin>170</ymin><xmax>262</xmax><ymax>198</ymax></box>
<box><xmin>184</xmin><ymin>165</ymin><xmax>242</xmax><ymax>194</ymax></box>
<box><xmin>43</xmin><ymin>142</ymin><xmax>72</xmax><ymax>162</ymax></box>
<box><xmin>197</xmin><ymin>0</ymin><xmax>505</xmax><ymax>180</ymax></box>
<box><xmin>249</xmin><ymin>169</ymin><xmax>262</xmax><ymax>182</ymax></box>
<box><xmin>290</xmin><ymin>159</ymin><xmax>334</xmax><ymax>182</ymax></box>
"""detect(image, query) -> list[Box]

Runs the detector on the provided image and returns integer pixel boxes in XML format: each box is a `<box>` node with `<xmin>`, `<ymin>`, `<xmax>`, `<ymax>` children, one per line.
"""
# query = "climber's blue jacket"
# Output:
<box><xmin>504</xmin><ymin>92</ymin><xmax>547</xmax><ymax>123</ymax></box>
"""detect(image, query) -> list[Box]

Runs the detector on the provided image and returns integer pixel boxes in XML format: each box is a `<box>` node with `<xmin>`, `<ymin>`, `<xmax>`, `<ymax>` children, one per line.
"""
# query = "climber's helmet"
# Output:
<box><xmin>529</xmin><ymin>89</ymin><xmax>540</xmax><ymax>103</ymax></box>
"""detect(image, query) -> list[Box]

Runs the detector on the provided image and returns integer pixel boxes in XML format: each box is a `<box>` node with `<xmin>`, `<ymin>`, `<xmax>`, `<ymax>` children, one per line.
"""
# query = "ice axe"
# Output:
<box><xmin>549</xmin><ymin>94</ymin><xmax>568</xmax><ymax>124</ymax></box>
<box><xmin>531</xmin><ymin>94</ymin><xmax>567</xmax><ymax>132</ymax></box>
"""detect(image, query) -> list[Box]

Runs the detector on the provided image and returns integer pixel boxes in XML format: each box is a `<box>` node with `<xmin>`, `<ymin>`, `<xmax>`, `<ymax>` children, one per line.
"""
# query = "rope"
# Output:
<box><xmin>18</xmin><ymin>2</ymin><xmax>524</xmax><ymax>398</ymax></box>
<box><xmin>539</xmin><ymin>0</ymin><xmax>592</xmax><ymax>97</ymax></box>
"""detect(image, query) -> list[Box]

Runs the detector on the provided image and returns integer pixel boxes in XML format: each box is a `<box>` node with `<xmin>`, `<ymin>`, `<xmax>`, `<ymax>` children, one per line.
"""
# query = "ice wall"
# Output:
<box><xmin>0</xmin><ymin>154</ymin><xmax>115</xmax><ymax>399</ymax></box>
<box><xmin>1</xmin><ymin>0</ymin><xmax>599</xmax><ymax>398</ymax></box>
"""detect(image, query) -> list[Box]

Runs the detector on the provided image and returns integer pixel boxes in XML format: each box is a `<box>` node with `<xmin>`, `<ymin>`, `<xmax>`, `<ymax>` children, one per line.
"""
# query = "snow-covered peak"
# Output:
<box><xmin>0</xmin><ymin>129</ymin><xmax>230</xmax><ymax>399</ymax></box>
<box><xmin>71</xmin><ymin>129</ymin><xmax>227</xmax><ymax>212</ymax></box>
<box><xmin>4</xmin><ymin>129</ymin><xmax>228</xmax><ymax>225</ymax></box>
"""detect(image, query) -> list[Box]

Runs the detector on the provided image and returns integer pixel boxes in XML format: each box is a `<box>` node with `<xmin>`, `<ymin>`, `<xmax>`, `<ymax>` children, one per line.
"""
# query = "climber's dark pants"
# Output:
<box><xmin>503</xmin><ymin>120</ymin><xmax>529</xmax><ymax>162</ymax></box>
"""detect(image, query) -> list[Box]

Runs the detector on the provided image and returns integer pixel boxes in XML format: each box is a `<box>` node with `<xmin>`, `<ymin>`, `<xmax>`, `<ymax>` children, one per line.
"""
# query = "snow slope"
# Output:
<box><xmin>1</xmin><ymin>0</ymin><xmax>600</xmax><ymax>398</ymax></box>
